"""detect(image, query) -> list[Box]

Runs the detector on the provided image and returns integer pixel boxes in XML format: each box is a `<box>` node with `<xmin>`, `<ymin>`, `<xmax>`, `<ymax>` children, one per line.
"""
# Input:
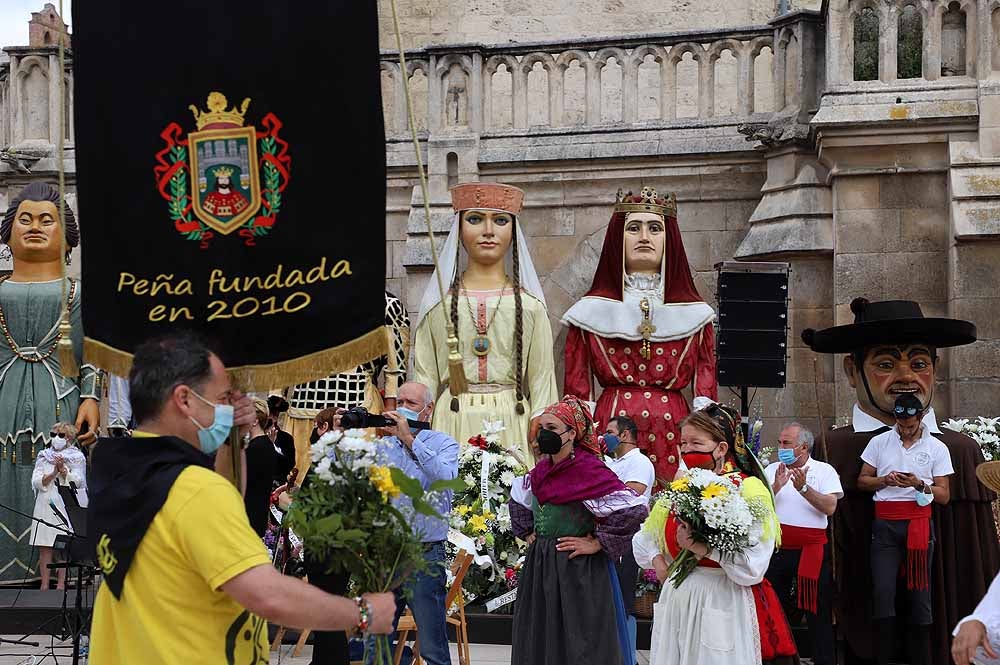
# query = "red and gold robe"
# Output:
<box><xmin>563</xmin><ymin>298</ymin><xmax>717</xmax><ymax>487</ymax></box>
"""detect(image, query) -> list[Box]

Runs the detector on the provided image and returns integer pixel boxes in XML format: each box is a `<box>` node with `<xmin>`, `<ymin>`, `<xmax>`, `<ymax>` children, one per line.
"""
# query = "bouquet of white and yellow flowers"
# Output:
<box><xmin>288</xmin><ymin>429</ymin><xmax>463</xmax><ymax>663</ymax></box>
<box><xmin>659</xmin><ymin>467</ymin><xmax>769</xmax><ymax>588</ymax></box>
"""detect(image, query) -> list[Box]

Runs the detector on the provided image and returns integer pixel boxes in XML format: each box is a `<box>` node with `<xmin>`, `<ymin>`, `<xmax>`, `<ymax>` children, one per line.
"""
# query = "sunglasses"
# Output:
<box><xmin>49</xmin><ymin>432</ymin><xmax>61</xmax><ymax>438</ymax></box>
<box><xmin>893</xmin><ymin>406</ymin><xmax>921</xmax><ymax>417</ymax></box>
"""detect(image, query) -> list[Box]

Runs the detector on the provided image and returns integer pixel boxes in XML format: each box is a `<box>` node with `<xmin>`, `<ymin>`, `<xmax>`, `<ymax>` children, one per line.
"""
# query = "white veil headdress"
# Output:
<box><xmin>414</xmin><ymin>211</ymin><xmax>546</xmax><ymax>332</ymax></box>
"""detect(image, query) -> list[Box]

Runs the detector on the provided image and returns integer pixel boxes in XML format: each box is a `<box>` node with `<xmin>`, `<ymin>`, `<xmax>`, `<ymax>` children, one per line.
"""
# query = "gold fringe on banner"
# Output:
<box><xmin>84</xmin><ymin>326</ymin><xmax>387</xmax><ymax>392</ymax></box>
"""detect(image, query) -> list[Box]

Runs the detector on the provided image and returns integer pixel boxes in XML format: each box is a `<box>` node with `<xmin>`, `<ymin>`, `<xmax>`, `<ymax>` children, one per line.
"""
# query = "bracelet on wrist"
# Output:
<box><xmin>354</xmin><ymin>596</ymin><xmax>371</xmax><ymax>635</ymax></box>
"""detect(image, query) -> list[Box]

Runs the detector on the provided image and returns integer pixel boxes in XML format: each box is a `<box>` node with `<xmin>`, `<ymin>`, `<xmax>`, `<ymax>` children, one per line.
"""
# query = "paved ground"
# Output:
<box><xmin>0</xmin><ymin>637</ymin><xmax>650</xmax><ymax>664</ymax></box>
<box><xmin>0</xmin><ymin>636</ymin><xmax>814</xmax><ymax>663</ymax></box>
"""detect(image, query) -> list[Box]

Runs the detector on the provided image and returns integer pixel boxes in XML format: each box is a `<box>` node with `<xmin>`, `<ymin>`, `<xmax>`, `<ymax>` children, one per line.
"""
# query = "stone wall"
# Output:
<box><xmin>377</xmin><ymin>0</ymin><xmax>823</xmax><ymax>50</ymax></box>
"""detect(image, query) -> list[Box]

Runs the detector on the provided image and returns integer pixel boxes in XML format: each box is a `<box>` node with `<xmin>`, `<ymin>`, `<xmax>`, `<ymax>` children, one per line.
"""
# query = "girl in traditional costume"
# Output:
<box><xmin>413</xmin><ymin>183</ymin><xmax>557</xmax><ymax>465</ymax></box>
<box><xmin>633</xmin><ymin>401</ymin><xmax>798</xmax><ymax>665</ymax></box>
<box><xmin>509</xmin><ymin>395</ymin><xmax>648</xmax><ymax>665</ymax></box>
<box><xmin>562</xmin><ymin>187</ymin><xmax>716</xmax><ymax>489</ymax></box>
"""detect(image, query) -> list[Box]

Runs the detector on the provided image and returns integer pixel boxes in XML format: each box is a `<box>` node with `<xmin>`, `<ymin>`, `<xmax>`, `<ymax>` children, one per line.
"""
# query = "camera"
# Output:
<box><xmin>339</xmin><ymin>407</ymin><xmax>394</xmax><ymax>429</ymax></box>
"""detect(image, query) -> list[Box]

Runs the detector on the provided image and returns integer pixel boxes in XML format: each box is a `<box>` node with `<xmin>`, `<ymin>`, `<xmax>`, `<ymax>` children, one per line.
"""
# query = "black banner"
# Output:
<box><xmin>73</xmin><ymin>1</ymin><xmax>386</xmax><ymax>389</ymax></box>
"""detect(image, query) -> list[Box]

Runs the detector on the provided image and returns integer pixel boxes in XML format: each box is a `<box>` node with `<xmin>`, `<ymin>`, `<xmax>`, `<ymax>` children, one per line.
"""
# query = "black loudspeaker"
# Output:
<box><xmin>715</xmin><ymin>262</ymin><xmax>790</xmax><ymax>388</ymax></box>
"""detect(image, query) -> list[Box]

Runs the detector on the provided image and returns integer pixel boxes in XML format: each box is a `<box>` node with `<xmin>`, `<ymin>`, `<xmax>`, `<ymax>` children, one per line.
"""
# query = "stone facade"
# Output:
<box><xmin>0</xmin><ymin>4</ymin><xmax>78</xmax><ymax>276</ymax></box>
<box><xmin>2</xmin><ymin>2</ymin><xmax>998</xmax><ymax>437</ymax></box>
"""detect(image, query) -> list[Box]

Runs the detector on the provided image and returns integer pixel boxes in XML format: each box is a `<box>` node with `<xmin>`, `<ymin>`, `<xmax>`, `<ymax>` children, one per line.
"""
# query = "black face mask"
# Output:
<box><xmin>309</xmin><ymin>428</ymin><xmax>320</xmax><ymax>445</ymax></box>
<box><xmin>537</xmin><ymin>428</ymin><xmax>568</xmax><ymax>455</ymax></box>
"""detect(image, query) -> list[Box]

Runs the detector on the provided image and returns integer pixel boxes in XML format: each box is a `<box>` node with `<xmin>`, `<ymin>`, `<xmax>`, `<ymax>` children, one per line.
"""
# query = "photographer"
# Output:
<box><xmin>375</xmin><ymin>381</ymin><xmax>459</xmax><ymax>665</ymax></box>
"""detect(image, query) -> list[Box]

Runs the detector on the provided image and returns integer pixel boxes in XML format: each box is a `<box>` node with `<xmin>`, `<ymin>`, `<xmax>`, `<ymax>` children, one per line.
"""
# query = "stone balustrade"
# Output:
<box><xmin>379</xmin><ymin>26</ymin><xmax>779</xmax><ymax>138</ymax></box>
<box><xmin>827</xmin><ymin>0</ymin><xmax>993</xmax><ymax>87</ymax></box>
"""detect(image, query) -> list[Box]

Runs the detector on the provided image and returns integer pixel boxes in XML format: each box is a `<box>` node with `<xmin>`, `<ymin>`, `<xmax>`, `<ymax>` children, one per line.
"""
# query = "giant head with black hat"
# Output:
<box><xmin>802</xmin><ymin>298</ymin><xmax>976</xmax><ymax>425</ymax></box>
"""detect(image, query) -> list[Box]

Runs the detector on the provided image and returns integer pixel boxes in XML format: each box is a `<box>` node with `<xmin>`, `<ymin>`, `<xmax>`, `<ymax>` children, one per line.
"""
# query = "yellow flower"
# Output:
<box><xmin>482</xmin><ymin>510</ymin><xmax>496</xmax><ymax>521</ymax></box>
<box><xmin>455</xmin><ymin>505</ymin><xmax>472</xmax><ymax>516</ymax></box>
<box><xmin>701</xmin><ymin>483</ymin><xmax>727</xmax><ymax>499</ymax></box>
<box><xmin>368</xmin><ymin>465</ymin><xmax>401</xmax><ymax>501</ymax></box>
<box><xmin>670</xmin><ymin>477</ymin><xmax>690</xmax><ymax>492</ymax></box>
<box><xmin>467</xmin><ymin>514</ymin><xmax>490</xmax><ymax>533</ymax></box>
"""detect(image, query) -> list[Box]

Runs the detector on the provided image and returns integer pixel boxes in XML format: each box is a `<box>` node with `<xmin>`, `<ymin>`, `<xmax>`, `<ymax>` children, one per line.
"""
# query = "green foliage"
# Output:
<box><xmin>853</xmin><ymin>8</ymin><xmax>880</xmax><ymax>81</ymax></box>
<box><xmin>167</xmin><ymin>145</ymin><xmax>206</xmax><ymax>241</ymax></box>
<box><xmin>897</xmin><ymin>6</ymin><xmax>923</xmax><ymax>79</ymax></box>
<box><xmin>286</xmin><ymin>441</ymin><xmax>425</xmax><ymax>591</ymax></box>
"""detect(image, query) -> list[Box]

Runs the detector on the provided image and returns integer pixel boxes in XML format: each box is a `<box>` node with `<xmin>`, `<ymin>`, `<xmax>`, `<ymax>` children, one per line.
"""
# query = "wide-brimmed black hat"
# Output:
<box><xmin>802</xmin><ymin>298</ymin><xmax>976</xmax><ymax>353</ymax></box>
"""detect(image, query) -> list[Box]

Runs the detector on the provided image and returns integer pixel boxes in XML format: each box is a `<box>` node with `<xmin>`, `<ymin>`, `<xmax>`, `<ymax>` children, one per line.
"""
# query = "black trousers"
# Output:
<box><xmin>871</xmin><ymin>518</ymin><xmax>934</xmax><ymax>624</ymax></box>
<box><xmin>765</xmin><ymin>546</ymin><xmax>835</xmax><ymax>665</ymax></box>
<box><xmin>615</xmin><ymin>541</ymin><xmax>639</xmax><ymax>617</ymax></box>
<box><xmin>305</xmin><ymin>557</ymin><xmax>351</xmax><ymax>665</ymax></box>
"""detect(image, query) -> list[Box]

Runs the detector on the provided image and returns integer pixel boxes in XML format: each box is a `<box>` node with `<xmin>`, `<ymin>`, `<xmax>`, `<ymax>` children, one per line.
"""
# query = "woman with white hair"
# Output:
<box><xmin>30</xmin><ymin>421</ymin><xmax>86</xmax><ymax>590</ymax></box>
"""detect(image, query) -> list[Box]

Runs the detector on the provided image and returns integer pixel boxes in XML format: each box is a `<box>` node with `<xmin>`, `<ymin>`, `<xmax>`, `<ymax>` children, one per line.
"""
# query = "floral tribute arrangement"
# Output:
<box><xmin>287</xmin><ymin>429</ymin><xmax>463</xmax><ymax>663</ymax></box>
<box><xmin>659</xmin><ymin>467</ymin><xmax>768</xmax><ymax>588</ymax></box>
<box><xmin>447</xmin><ymin>419</ymin><xmax>529</xmax><ymax>606</ymax></box>
<box><xmin>942</xmin><ymin>417</ymin><xmax>1000</xmax><ymax>461</ymax></box>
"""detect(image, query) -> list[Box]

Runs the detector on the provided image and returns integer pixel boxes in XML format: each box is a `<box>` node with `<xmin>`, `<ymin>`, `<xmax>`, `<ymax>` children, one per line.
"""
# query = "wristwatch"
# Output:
<box><xmin>798</xmin><ymin>483</ymin><xmax>809</xmax><ymax>495</ymax></box>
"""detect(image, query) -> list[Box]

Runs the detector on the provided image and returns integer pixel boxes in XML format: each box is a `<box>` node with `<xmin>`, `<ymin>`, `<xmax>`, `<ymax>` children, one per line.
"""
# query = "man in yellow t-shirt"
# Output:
<box><xmin>88</xmin><ymin>332</ymin><xmax>395</xmax><ymax>665</ymax></box>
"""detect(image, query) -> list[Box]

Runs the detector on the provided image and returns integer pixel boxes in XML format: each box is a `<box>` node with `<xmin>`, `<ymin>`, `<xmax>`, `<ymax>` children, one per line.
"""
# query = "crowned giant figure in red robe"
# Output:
<box><xmin>562</xmin><ymin>187</ymin><xmax>717</xmax><ymax>488</ymax></box>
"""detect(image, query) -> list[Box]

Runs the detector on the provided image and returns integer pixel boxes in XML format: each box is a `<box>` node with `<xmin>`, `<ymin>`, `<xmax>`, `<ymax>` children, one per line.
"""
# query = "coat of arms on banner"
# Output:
<box><xmin>154</xmin><ymin>92</ymin><xmax>291</xmax><ymax>248</ymax></box>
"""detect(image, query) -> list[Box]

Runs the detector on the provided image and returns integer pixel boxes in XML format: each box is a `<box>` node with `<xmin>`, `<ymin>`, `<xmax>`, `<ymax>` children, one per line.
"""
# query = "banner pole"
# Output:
<box><xmin>388</xmin><ymin>0</ymin><xmax>467</xmax><ymax>397</ymax></box>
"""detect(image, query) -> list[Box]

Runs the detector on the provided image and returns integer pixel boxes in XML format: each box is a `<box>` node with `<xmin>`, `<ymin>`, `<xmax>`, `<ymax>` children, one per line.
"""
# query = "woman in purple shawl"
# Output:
<box><xmin>510</xmin><ymin>395</ymin><xmax>649</xmax><ymax>665</ymax></box>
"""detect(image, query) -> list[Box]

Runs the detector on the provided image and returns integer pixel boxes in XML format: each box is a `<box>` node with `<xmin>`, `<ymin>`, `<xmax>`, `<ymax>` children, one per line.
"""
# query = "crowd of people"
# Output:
<box><xmin>4</xmin><ymin>178</ymin><xmax>1000</xmax><ymax>665</ymax></box>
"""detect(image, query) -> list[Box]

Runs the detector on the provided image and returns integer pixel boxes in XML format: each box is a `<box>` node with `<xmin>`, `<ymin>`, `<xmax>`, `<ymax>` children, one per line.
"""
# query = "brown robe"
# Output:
<box><xmin>826</xmin><ymin>423</ymin><xmax>1000</xmax><ymax>664</ymax></box>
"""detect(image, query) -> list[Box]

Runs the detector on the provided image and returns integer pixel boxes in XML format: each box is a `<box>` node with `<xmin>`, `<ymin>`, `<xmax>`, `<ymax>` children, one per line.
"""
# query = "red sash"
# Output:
<box><xmin>875</xmin><ymin>501</ymin><xmax>932</xmax><ymax>590</ymax></box>
<box><xmin>780</xmin><ymin>524</ymin><xmax>827</xmax><ymax>614</ymax></box>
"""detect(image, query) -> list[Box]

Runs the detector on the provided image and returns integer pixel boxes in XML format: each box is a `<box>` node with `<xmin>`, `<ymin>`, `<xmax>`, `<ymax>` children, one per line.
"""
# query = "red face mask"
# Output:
<box><xmin>682</xmin><ymin>445</ymin><xmax>720</xmax><ymax>470</ymax></box>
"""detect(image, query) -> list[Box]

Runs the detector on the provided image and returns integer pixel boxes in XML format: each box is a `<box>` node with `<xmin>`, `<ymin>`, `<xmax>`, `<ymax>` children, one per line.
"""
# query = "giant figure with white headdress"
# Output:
<box><xmin>412</xmin><ymin>183</ymin><xmax>557</xmax><ymax>466</ymax></box>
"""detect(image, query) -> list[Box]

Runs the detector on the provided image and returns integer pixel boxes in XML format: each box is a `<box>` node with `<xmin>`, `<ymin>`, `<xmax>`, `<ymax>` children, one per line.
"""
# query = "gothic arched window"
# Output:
<box><xmin>897</xmin><ymin>4</ymin><xmax>923</xmax><ymax>79</ymax></box>
<box><xmin>854</xmin><ymin>7</ymin><xmax>879</xmax><ymax>81</ymax></box>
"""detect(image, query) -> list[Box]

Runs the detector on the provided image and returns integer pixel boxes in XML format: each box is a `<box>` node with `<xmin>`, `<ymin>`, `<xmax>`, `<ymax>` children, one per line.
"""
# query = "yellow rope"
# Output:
<box><xmin>387</xmin><ymin>0</ymin><xmax>467</xmax><ymax>396</ymax></box>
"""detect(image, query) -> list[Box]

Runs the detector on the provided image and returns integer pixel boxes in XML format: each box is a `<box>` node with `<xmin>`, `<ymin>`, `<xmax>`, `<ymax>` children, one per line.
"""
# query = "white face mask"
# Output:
<box><xmin>50</xmin><ymin>436</ymin><xmax>68</xmax><ymax>451</ymax></box>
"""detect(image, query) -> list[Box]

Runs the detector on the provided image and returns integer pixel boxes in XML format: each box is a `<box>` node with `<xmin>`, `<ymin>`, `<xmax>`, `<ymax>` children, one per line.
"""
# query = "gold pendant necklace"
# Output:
<box><xmin>462</xmin><ymin>277</ymin><xmax>507</xmax><ymax>358</ymax></box>
<box><xmin>638</xmin><ymin>297</ymin><xmax>656</xmax><ymax>360</ymax></box>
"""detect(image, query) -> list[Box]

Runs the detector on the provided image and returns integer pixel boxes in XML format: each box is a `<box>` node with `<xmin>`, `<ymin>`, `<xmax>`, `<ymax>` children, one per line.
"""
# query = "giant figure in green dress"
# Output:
<box><xmin>0</xmin><ymin>182</ymin><xmax>100</xmax><ymax>583</ymax></box>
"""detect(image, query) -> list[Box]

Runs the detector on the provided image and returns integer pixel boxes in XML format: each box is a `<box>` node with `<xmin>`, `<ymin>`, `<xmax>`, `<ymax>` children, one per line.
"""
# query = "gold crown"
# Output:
<box><xmin>212</xmin><ymin>166</ymin><xmax>234</xmax><ymax>178</ymax></box>
<box><xmin>189</xmin><ymin>92</ymin><xmax>251</xmax><ymax>130</ymax></box>
<box><xmin>613</xmin><ymin>186</ymin><xmax>677</xmax><ymax>217</ymax></box>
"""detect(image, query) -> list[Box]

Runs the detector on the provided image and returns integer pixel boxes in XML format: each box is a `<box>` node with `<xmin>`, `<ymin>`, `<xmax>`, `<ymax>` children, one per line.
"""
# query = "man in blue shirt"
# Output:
<box><xmin>378</xmin><ymin>381</ymin><xmax>459</xmax><ymax>665</ymax></box>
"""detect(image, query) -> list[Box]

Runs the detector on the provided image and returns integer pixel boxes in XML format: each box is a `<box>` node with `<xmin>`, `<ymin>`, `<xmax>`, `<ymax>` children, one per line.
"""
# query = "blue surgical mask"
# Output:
<box><xmin>777</xmin><ymin>448</ymin><xmax>800</xmax><ymax>466</ymax></box>
<box><xmin>603</xmin><ymin>434</ymin><xmax>621</xmax><ymax>454</ymax></box>
<box><xmin>189</xmin><ymin>390</ymin><xmax>234</xmax><ymax>455</ymax></box>
<box><xmin>397</xmin><ymin>406</ymin><xmax>422</xmax><ymax>422</ymax></box>
<box><xmin>915</xmin><ymin>486</ymin><xmax>934</xmax><ymax>506</ymax></box>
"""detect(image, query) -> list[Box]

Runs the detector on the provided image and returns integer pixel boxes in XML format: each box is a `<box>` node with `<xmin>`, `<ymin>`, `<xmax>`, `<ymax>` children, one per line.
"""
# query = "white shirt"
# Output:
<box><xmin>764</xmin><ymin>457</ymin><xmax>843</xmax><ymax>529</ymax></box>
<box><xmin>860</xmin><ymin>424</ymin><xmax>954</xmax><ymax>502</ymax></box>
<box><xmin>606</xmin><ymin>448</ymin><xmax>656</xmax><ymax>501</ymax></box>
<box><xmin>852</xmin><ymin>403</ymin><xmax>942</xmax><ymax>435</ymax></box>
<box><xmin>954</xmin><ymin>571</ymin><xmax>1000</xmax><ymax>665</ymax></box>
